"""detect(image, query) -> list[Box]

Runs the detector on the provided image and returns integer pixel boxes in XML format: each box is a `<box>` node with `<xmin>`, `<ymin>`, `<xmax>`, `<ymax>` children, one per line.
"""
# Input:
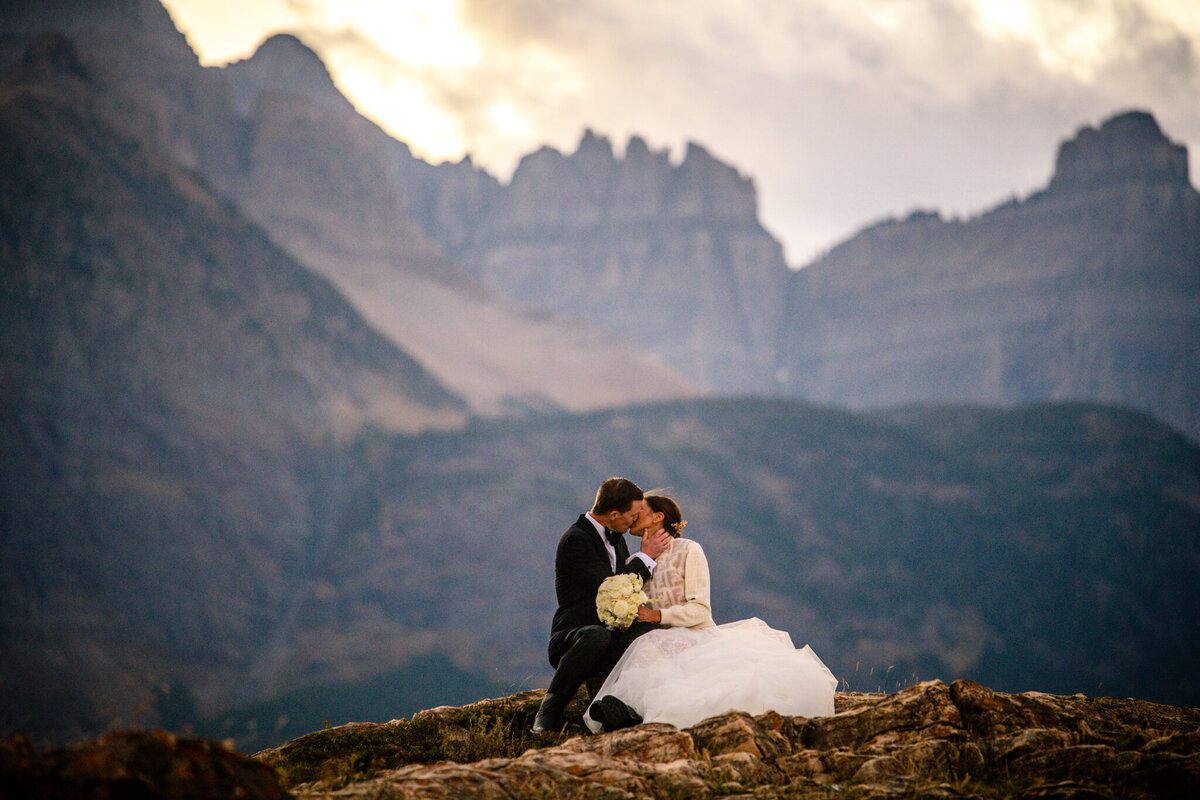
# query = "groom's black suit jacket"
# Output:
<box><xmin>547</xmin><ymin>514</ymin><xmax>653</xmax><ymax>666</ymax></box>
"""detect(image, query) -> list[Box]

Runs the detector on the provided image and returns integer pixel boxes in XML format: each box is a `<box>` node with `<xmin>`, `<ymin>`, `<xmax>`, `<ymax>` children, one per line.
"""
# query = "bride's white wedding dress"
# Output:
<box><xmin>585</xmin><ymin>537</ymin><xmax>836</xmax><ymax>732</ymax></box>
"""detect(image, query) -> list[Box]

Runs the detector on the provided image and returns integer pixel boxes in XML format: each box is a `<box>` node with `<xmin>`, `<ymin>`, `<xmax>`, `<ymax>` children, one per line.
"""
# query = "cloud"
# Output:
<box><xmin>165</xmin><ymin>0</ymin><xmax>1200</xmax><ymax>262</ymax></box>
<box><xmin>162</xmin><ymin>0</ymin><xmax>308</xmax><ymax>61</ymax></box>
<box><xmin>449</xmin><ymin>0</ymin><xmax>1200</xmax><ymax>259</ymax></box>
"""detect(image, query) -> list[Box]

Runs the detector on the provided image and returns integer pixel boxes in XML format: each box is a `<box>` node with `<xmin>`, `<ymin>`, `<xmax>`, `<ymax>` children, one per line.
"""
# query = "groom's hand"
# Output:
<box><xmin>640</xmin><ymin>529</ymin><xmax>671</xmax><ymax>560</ymax></box>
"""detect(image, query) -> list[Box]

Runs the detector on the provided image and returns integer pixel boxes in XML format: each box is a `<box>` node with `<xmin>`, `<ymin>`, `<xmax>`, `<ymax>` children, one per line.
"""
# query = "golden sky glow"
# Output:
<box><xmin>160</xmin><ymin>0</ymin><xmax>1200</xmax><ymax>262</ymax></box>
<box><xmin>965</xmin><ymin>0</ymin><xmax>1124</xmax><ymax>80</ymax></box>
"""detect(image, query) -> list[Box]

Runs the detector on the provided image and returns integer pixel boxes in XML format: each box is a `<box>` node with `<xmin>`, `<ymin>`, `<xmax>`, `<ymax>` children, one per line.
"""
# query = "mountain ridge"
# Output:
<box><xmin>117</xmin><ymin>3</ymin><xmax>1200</xmax><ymax>440</ymax></box>
<box><xmin>411</xmin><ymin>128</ymin><xmax>793</xmax><ymax>392</ymax></box>
<box><xmin>776</xmin><ymin>109</ymin><xmax>1200</xmax><ymax>440</ymax></box>
<box><xmin>0</xmin><ymin>2</ymin><xmax>702</xmax><ymax>418</ymax></box>
<box><xmin>378</xmin><ymin>101</ymin><xmax>1200</xmax><ymax>439</ymax></box>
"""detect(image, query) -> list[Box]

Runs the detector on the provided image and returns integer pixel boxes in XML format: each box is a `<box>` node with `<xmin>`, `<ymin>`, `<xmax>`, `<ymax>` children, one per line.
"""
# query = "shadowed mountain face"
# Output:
<box><xmin>776</xmin><ymin>111</ymin><xmax>1200</xmax><ymax>440</ymax></box>
<box><xmin>214</xmin><ymin>34</ymin><xmax>700</xmax><ymax>416</ymax></box>
<box><xmin>0</xmin><ymin>0</ymin><xmax>243</xmax><ymax>185</ymax></box>
<box><xmin>0</xmin><ymin>33</ymin><xmax>465</xmax><ymax>739</ymax></box>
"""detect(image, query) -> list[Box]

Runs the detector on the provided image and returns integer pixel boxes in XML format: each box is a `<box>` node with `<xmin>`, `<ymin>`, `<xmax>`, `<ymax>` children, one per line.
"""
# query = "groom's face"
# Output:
<box><xmin>609</xmin><ymin>504</ymin><xmax>640</xmax><ymax>534</ymax></box>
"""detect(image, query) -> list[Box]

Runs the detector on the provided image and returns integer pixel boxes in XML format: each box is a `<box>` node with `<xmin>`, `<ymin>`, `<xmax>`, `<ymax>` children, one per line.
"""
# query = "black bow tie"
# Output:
<box><xmin>605</xmin><ymin>529</ymin><xmax>623</xmax><ymax>547</ymax></box>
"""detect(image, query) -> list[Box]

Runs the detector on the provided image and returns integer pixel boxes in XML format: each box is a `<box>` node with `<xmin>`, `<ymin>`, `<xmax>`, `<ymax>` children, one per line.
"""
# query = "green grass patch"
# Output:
<box><xmin>260</xmin><ymin>691</ymin><xmax>587</xmax><ymax>790</ymax></box>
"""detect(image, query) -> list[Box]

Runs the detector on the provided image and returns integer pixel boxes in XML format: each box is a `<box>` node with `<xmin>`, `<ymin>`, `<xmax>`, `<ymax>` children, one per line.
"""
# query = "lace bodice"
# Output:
<box><xmin>643</xmin><ymin>536</ymin><xmax>714</xmax><ymax>629</ymax></box>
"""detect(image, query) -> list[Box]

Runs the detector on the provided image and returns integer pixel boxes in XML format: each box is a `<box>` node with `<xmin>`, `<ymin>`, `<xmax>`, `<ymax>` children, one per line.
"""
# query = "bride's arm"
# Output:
<box><xmin>658</xmin><ymin>543</ymin><xmax>713</xmax><ymax>628</ymax></box>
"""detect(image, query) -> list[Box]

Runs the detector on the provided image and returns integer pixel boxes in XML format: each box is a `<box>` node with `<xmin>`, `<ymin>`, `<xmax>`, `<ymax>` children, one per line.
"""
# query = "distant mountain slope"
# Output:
<box><xmin>215</xmin><ymin>35</ymin><xmax>700</xmax><ymax>415</ymax></box>
<box><xmin>0</xmin><ymin>33</ymin><xmax>464</xmax><ymax>740</ymax></box>
<box><xmin>1</xmin><ymin>3</ymin><xmax>700</xmax><ymax>418</ymax></box>
<box><xmin>0</xmin><ymin>0</ymin><xmax>243</xmax><ymax>187</ymax></box>
<box><xmin>410</xmin><ymin>130</ymin><xmax>794</xmax><ymax>393</ymax></box>
<box><xmin>218</xmin><ymin>35</ymin><xmax>479</xmax><ymax>293</ymax></box>
<box><xmin>777</xmin><ymin>110</ymin><xmax>1200</xmax><ymax>440</ymax></box>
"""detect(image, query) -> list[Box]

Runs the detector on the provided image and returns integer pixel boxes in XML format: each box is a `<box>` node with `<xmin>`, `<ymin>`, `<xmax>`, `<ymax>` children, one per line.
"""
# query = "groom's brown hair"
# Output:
<box><xmin>592</xmin><ymin>477</ymin><xmax>643</xmax><ymax>514</ymax></box>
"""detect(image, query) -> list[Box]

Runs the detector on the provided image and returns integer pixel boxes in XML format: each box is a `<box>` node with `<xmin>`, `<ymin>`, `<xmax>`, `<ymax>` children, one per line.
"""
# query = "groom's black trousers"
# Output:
<box><xmin>547</xmin><ymin>621</ymin><xmax>657</xmax><ymax>699</ymax></box>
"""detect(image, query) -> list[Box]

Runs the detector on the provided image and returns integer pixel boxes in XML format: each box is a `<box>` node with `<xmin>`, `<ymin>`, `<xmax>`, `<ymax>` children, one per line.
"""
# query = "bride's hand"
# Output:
<box><xmin>636</xmin><ymin>605</ymin><xmax>662</xmax><ymax>623</ymax></box>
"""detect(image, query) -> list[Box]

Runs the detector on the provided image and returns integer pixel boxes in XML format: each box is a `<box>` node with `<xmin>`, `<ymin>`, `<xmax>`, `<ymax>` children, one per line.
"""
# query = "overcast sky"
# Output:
<box><xmin>161</xmin><ymin>0</ymin><xmax>1200</xmax><ymax>264</ymax></box>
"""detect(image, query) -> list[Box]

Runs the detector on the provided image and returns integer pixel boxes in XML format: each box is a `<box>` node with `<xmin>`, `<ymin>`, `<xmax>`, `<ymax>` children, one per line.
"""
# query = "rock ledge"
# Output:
<box><xmin>256</xmin><ymin>679</ymin><xmax>1200</xmax><ymax>799</ymax></box>
<box><xmin>4</xmin><ymin>680</ymin><xmax>1198</xmax><ymax>799</ymax></box>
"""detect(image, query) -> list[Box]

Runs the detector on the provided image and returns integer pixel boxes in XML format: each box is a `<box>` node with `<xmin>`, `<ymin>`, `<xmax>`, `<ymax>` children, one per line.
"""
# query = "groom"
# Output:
<box><xmin>531</xmin><ymin>477</ymin><xmax>671</xmax><ymax>733</ymax></box>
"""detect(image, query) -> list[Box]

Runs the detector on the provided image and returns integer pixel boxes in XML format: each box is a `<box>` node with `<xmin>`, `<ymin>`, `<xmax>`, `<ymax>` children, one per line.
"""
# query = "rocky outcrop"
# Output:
<box><xmin>6</xmin><ymin>682</ymin><xmax>1198</xmax><ymax>798</ymax></box>
<box><xmin>220</xmin><ymin>33</ymin><xmax>358</xmax><ymax>119</ymax></box>
<box><xmin>246</xmin><ymin>681</ymin><xmax>1200</xmax><ymax>799</ymax></box>
<box><xmin>1049</xmin><ymin>110</ymin><xmax>1191</xmax><ymax>194</ymax></box>
<box><xmin>0</xmin><ymin>730</ymin><xmax>290</xmax><ymax>800</ymax></box>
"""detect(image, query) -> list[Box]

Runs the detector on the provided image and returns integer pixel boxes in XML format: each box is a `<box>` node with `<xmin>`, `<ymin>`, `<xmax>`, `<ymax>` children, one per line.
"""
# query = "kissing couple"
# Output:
<box><xmin>532</xmin><ymin>477</ymin><xmax>837</xmax><ymax>734</ymax></box>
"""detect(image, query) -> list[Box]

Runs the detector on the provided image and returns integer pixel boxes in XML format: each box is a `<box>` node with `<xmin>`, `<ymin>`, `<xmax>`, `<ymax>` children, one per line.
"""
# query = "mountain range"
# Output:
<box><xmin>398</xmin><ymin>111</ymin><xmax>1199</xmax><ymax>438</ymax></box>
<box><xmin>1</xmin><ymin>0</ymin><xmax>1197</xmax><ymax>750</ymax></box>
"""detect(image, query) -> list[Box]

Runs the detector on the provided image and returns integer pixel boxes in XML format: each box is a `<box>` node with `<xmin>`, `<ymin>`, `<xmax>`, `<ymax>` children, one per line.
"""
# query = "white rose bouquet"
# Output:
<box><xmin>595</xmin><ymin>573</ymin><xmax>653</xmax><ymax>629</ymax></box>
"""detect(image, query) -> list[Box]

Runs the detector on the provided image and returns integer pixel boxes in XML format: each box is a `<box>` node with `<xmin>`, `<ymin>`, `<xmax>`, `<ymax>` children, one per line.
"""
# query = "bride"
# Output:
<box><xmin>584</xmin><ymin>493</ymin><xmax>837</xmax><ymax>732</ymax></box>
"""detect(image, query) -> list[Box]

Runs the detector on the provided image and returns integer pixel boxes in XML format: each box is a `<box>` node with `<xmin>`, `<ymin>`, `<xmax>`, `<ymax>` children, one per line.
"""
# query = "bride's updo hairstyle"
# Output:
<box><xmin>645</xmin><ymin>494</ymin><xmax>686</xmax><ymax>538</ymax></box>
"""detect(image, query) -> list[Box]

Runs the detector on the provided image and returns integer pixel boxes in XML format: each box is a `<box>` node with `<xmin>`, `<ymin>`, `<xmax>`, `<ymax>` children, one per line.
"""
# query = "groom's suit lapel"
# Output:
<box><xmin>578</xmin><ymin>513</ymin><xmax>626</xmax><ymax>574</ymax></box>
<box><xmin>577</xmin><ymin>514</ymin><xmax>612</xmax><ymax>570</ymax></box>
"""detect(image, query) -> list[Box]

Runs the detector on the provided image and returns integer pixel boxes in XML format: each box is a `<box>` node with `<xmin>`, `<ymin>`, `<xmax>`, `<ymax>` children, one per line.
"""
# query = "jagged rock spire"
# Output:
<box><xmin>1049</xmin><ymin>109</ymin><xmax>1190</xmax><ymax>193</ymax></box>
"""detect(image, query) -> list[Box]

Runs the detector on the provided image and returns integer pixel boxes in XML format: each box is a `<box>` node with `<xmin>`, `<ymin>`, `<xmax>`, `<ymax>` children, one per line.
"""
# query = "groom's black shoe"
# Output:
<box><xmin>589</xmin><ymin>695</ymin><xmax>643</xmax><ymax>731</ymax></box>
<box><xmin>532</xmin><ymin>692</ymin><xmax>569</xmax><ymax>733</ymax></box>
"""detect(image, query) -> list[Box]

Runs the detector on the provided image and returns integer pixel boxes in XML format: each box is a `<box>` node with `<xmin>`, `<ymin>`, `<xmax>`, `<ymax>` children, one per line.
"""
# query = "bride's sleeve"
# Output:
<box><xmin>659</xmin><ymin>543</ymin><xmax>713</xmax><ymax>628</ymax></box>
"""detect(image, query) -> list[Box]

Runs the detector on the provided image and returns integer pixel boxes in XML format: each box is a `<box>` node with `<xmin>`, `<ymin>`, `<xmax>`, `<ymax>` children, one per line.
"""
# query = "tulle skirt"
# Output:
<box><xmin>584</xmin><ymin>617</ymin><xmax>837</xmax><ymax>732</ymax></box>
